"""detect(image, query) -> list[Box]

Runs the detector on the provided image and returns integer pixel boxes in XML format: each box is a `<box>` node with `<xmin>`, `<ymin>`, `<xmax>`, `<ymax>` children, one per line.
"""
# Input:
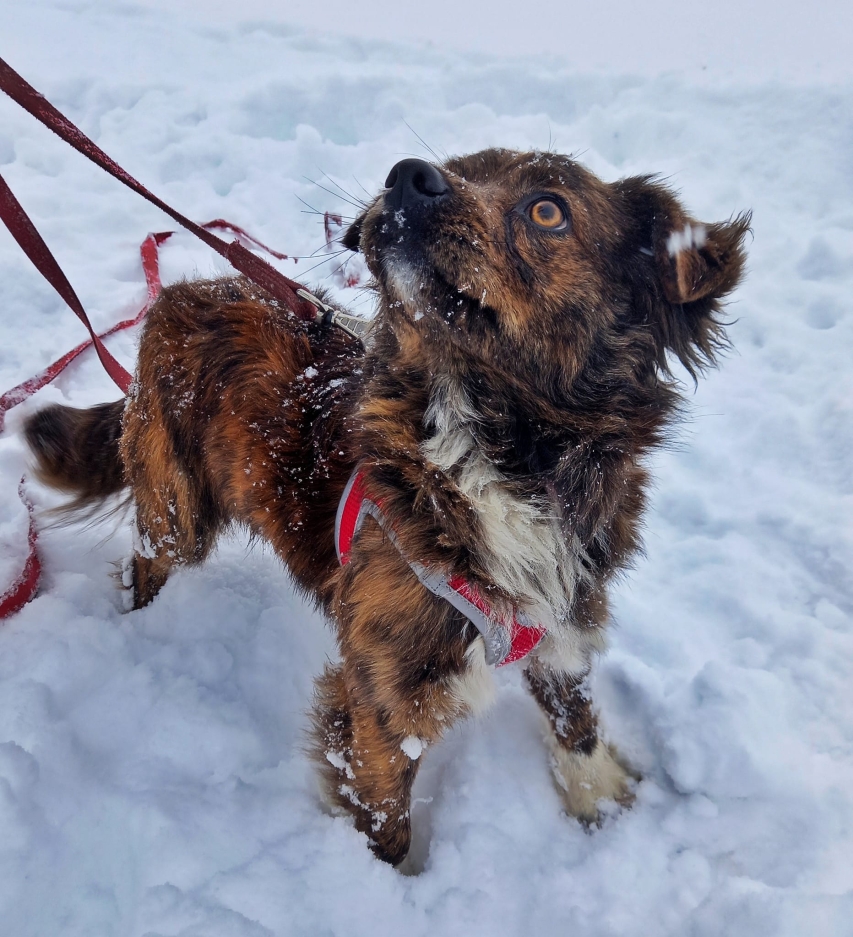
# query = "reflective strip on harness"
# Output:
<box><xmin>335</xmin><ymin>468</ymin><xmax>547</xmax><ymax>667</ymax></box>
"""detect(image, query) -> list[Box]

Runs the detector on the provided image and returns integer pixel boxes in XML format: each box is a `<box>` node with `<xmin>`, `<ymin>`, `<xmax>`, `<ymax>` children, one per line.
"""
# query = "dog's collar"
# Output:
<box><xmin>335</xmin><ymin>467</ymin><xmax>547</xmax><ymax>667</ymax></box>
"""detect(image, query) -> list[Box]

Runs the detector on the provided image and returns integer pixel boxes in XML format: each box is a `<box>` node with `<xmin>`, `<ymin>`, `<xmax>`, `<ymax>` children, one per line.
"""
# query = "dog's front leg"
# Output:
<box><xmin>311</xmin><ymin>661</ymin><xmax>424</xmax><ymax>865</ymax></box>
<box><xmin>311</xmin><ymin>550</ymin><xmax>475</xmax><ymax>865</ymax></box>
<box><xmin>525</xmin><ymin>643</ymin><xmax>637</xmax><ymax>825</ymax></box>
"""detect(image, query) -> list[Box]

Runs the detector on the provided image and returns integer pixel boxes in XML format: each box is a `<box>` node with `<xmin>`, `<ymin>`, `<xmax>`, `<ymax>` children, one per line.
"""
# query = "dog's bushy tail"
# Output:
<box><xmin>24</xmin><ymin>401</ymin><xmax>127</xmax><ymax>511</ymax></box>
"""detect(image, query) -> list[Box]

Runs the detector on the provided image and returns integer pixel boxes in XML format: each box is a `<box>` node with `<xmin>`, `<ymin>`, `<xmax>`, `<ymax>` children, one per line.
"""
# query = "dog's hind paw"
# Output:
<box><xmin>550</xmin><ymin>741</ymin><xmax>639</xmax><ymax>825</ymax></box>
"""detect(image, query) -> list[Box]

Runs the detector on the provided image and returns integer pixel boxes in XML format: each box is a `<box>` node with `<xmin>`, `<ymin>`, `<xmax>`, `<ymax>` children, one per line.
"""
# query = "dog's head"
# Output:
<box><xmin>345</xmin><ymin>149</ymin><xmax>749</xmax><ymax>396</ymax></box>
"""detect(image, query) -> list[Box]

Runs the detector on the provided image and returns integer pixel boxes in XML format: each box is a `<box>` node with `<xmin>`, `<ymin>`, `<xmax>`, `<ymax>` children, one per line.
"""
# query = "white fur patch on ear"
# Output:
<box><xmin>447</xmin><ymin>636</ymin><xmax>496</xmax><ymax>717</ymax></box>
<box><xmin>667</xmin><ymin>223</ymin><xmax>707</xmax><ymax>257</ymax></box>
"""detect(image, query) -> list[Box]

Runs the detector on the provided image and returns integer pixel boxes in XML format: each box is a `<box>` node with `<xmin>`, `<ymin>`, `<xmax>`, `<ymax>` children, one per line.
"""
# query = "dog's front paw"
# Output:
<box><xmin>550</xmin><ymin>741</ymin><xmax>638</xmax><ymax>825</ymax></box>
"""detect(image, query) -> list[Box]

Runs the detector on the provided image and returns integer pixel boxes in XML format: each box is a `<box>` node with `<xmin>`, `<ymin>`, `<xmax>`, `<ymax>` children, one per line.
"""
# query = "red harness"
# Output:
<box><xmin>335</xmin><ymin>469</ymin><xmax>547</xmax><ymax>667</ymax></box>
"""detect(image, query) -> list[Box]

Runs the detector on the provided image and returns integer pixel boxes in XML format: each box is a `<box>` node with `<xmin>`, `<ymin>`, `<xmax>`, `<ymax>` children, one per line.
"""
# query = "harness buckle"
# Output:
<box><xmin>295</xmin><ymin>288</ymin><xmax>373</xmax><ymax>344</ymax></box>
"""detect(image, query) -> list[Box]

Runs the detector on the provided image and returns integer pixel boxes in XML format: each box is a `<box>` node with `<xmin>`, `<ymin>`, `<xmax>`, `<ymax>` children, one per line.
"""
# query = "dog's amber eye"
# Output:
<box><xmin>527</xmin><ymin>198</ymin><xmax>567</xmax><ymax>230</ymax></box>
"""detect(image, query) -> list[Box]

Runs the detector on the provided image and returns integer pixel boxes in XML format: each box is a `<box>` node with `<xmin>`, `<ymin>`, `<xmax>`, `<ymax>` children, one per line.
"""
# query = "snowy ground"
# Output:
<box><xmin>1</xmin><ymin>2</ymin><xmax>852</xmax><ymax>935</ymax></box>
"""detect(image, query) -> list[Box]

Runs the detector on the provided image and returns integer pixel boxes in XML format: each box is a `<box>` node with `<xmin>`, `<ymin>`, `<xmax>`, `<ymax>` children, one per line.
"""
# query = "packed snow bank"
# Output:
<box><xmin>135</xmin><ymin>0</ymin><xmax>853</xmax><ymax>80</ymax></box>
<box><xmin>1</xmin><ymin>2</ymin><xmax>852</xmax><ymax>935</ymax></box>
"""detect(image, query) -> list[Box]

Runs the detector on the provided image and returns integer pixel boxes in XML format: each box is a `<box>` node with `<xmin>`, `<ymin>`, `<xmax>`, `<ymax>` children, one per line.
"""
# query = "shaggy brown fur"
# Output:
<box><xmin>24</xmin><ymin>149</ymin><xmax>749</xmax><ymax>865</ymax></box>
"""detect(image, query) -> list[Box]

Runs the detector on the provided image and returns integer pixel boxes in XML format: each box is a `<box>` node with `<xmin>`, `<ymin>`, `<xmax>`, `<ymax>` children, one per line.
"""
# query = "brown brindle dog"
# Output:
<box><xmin>24</xmin><ymin>149</ymin><xmax>749</xmax><ymax>865</ymax></box>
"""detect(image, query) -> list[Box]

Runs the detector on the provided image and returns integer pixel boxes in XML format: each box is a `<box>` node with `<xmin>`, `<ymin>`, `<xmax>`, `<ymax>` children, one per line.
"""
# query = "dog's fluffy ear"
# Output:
<box><xmin>618</xmin><ymin>177</ymin><xmax>751</xmax><ymax>376</ymax></box>
<box><xmin>655</xmin><ymin>210</ymin><xmax>751</xmax><ymax>307</ymax></box>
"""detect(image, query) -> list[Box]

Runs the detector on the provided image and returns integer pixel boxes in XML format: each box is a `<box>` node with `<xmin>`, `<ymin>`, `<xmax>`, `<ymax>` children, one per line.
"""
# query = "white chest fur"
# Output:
<box><xmin>421</xmin><ymin>377</ymin><xmax>590</xmax><ymax>631</ymax></box>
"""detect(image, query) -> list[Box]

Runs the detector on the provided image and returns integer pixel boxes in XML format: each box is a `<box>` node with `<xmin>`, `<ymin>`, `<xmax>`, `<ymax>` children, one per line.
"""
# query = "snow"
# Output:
<box><xmin>1</xmin><ymin>1</ymin><xmax>853</xmax><ymax>935</ymax></box>
<box><xmin>401</xmin><ymin>736</ymin><xmax>425</xmax><ymax>761</ymax></box>
<box><xmin>135</xmin><ymin>0</ymin><xmax>853</xmax><ymax>80</ymax></box>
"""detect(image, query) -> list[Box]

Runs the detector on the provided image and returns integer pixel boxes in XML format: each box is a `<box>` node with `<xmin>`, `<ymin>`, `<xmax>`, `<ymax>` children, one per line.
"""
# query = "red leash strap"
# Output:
<box><xmin>0</xmin><ymin>479</ymin><xmax>42</xmax><ymax>620</ymax></box>
<box><xmin>0</xmin><ymin>172</ymin><xmax>132</xmax><ymax>394</ymax></box>
<box><xmin>0</xmin><ymin>230</ymin><xmax>169</xmax><ymax>435</ymax></box>
<box><xmin>0</xmin><ymin>54</ymin><xmax>350</xmax><ymax>620</ymax></box>
<box><xmin>201</xmin><ymin>219</ymin><xmax>292</xmax><ymax>261</ymax></box>
<box><xmin>0</xmin><ymin>230</ymin><xmax>165</xmax><ymax>618</ymax></box>
<box><xmin>0</xmin><ymin>220</ymin><xmax>293</xmax><ymax>619</ymax></box>
<box><xmin>0</xmin><ymin>217</ymin><xmax>309</xmax><ymax>435</ymax></box>
<box><xmin>0</xmin><ymin>56</ymin><xmax>318</xmax><ymax>322</ymax></box>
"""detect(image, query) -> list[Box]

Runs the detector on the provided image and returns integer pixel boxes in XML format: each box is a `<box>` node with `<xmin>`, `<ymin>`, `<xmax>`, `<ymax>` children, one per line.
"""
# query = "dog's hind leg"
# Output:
<box><xmin>121</xmin><ymin>394</ymin><xmax>225</xmax><ymax>609</ymax></box>
<box><xmin>128</xmin><ymin>475</ymin><xmax>224</xmax><ymax>609</ymax></box>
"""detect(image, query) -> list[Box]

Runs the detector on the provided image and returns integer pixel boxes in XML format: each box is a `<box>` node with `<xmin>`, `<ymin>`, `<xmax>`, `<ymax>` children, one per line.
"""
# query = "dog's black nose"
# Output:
<box><xmin>384</xmin><ymin>158</ymin><xmax>449</xmax><ymax>211</ymax></box>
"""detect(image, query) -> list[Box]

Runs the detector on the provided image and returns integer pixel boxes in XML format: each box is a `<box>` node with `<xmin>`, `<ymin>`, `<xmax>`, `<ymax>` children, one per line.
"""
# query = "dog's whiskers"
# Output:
<box><xmin>298</xmin><ymin>249</ymin><xmax>350</xmax><ymax>277</ymax></box>
<box><xmin>303</xmin><ymin>178</ymin><xmax>366</xmax><ymax>213</ymax></box>
<box><xmin>295</xmin><ymin>195</ymin><xmax>326</xmax><ymax>216</ymax></box>
<box><xmin>352</xmin><ymin>175</ymin><xmax>374</xmax><ymax>201</ymax></box>
<box><xmin>320</xmin><ymin>171</ymin><xmax>371</xmax><ymax>210</ymax></box>
<box><xmin>299</xmin><ymin>208</ymin><xmax>356</xmax><ymax>223</ymax></box>
<box><xmin>403</xmin><ymin>120</ymin><xmax>443</xmax><ymax>164</ymax></box>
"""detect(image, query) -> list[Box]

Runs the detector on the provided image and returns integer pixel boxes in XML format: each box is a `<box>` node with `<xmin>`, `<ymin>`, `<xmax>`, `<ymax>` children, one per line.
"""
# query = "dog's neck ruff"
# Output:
<box><xmin>335</xmin><ymin>468</ymin><xmax>547</xmax><ymax>667</ymax></box>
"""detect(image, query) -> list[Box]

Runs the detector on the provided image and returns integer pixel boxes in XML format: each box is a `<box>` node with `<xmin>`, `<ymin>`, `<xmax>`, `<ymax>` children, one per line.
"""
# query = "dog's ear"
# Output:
<box><xmin>654</xmin><ymin>209</ymin><xmax>751</xmax><ymax>307</ymax></box>
<box><xmin>617</xmin><ymin>177</ymin><xmax>751</xmax><ymax>376</ymax></box>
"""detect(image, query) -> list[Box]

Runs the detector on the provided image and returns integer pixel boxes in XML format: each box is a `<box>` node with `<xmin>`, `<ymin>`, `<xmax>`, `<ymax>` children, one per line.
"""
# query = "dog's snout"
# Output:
<box><xmin>384</xmin><ymin>158</ymin><xmax>449</xmax><ymax>211</ymax></box>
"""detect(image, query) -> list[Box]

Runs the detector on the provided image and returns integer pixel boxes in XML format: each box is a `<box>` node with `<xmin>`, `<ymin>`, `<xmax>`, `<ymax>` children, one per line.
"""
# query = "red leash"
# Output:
<box><xmin>0</xmin><ymin>173</ymin><xmax>134</xmax><ymax>394</ymax></box>
<box><xmin>0</xmin><ymin>56</ymin><xmax>320</xmax><ymax>323</ymax></box>
<box><xmin>0</xmin><ymin>220</ymin><xmax>286</xmax><ymax>434</ymax></box>
<box><xmin>0</xmin><ymin>56</ymin><xmax>360</xmax><ymax>619</ymax></box>
<box><xmin>0</xmin><ymin>225</ymin><xmax>170</xmax><ymax>618</ymax></box>
<box><xmin>0</xmin><ymin>220</ymin><xmax>300</xmax><ymax>618</ymax></box>
<box><xmin>0</xmin><ymin>480</ymin><xmax>41</xmax><ymax>620</ymax></box>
